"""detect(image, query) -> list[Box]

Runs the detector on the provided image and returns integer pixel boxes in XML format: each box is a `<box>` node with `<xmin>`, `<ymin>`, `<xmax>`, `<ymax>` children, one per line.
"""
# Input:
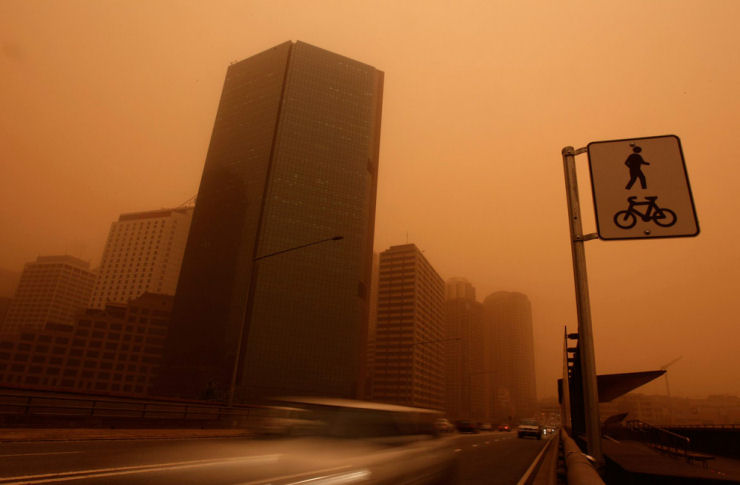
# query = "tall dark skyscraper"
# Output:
<box><xmin>158</xmin><ymin>41</ymin><xmax>383</xmax><ymax>401</ymax></box>
<box><xmin>483</xmin><ymin>291</ymin><xmax>537</xmax><ymax>422</ymax></box>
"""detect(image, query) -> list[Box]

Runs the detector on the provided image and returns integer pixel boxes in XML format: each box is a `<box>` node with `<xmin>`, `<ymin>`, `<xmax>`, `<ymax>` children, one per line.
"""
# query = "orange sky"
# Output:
<box><xmin>2</xmin><ymin>0</ymin><xmax>739</xmax><ymax>399</ymax></box>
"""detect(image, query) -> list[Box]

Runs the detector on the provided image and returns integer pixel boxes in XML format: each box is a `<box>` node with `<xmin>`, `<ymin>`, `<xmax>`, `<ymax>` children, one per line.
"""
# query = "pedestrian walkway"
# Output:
<box><xmin>603</xmin><ymin>438</ymin><xmax>740</xmax><ymax>483</ymax></box>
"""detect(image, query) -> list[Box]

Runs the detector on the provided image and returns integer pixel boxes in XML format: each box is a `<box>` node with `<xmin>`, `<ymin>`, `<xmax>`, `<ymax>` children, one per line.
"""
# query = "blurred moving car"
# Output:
<box><xmin>251</xmin><ymin>405</ymin><xmax>323</xmax><ymax>437</ymax></box>
<box><xmin>271</xmin><ymin>397</ymin><xmax>460</xmax><ymax>484</ymax></box>
<box><xmin>478</xmin><ymin>423</ymin><xmax>493</xmax><ymax>432</ymax></box>
<box><xmin>435</xmin><ymin>418</ymin><xmax>456</xmax><ymax>433</ymax></box>
<box><xmin>496</xmin><ymin>424</ymin><xmax>511</xmax><ymax>432</ymax></box>
<box><xmin>454</xmin><ymin>420</ymin><xmax>479</xmax><ymax>434</ymax></box>
<box><xmin>517</xmin><ymin>419</ymin><xmax>543</xmax><ymax>440</ymax></box>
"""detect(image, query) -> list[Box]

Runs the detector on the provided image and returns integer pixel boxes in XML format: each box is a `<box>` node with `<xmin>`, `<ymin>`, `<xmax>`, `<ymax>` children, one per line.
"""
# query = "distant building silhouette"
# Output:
<box><xmin>482</xmin><ymin>291</ymin><xmax>537</xmax><ymax>422</ymax></box>
<box><xmin>600</xmin><ymin>393</ymin><xmax>740</xmax><ymax>426</ymax></box>
<box><xmin>90</xmin><ymin>207</ymin><xmax>193</xmax><ymax>309</ymax></box>
<box><xmin>444</xmin><ymin>278</ymin><xmax>486</xmax><ymax>422</ymax></box>
<box><xmin>445</xmin><ymin>277</ymin><xmax>477</xmax><ymax>301</ymax></box>
<box><xmin>1</xmin><ymin>256</ymin><xmax>95</xmax><ymax>335</ymax></box>
<box><xmin>370</xmin><ymin>244</ymin><xmax>445</xmax><ymax>410</ymax></box>
<box><xmin>0</xmin><ymin>293</ymin><xmax>172</xmax><ymax>396</ymax></box>
<box><xmin>157</xmin><ymin>41</ymin><xmax>383</xmax><ymax>402</ymax></box>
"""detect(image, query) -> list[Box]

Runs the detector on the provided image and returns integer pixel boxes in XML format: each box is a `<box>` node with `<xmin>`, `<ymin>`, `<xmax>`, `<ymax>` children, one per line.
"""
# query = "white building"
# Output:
<box><xmin>90</xmin><ymin>207</ymin><xmax>193</xmax><ymax>309</ymax></box>
<box><xmin>2</xmin><ymin>255</ymin><xmax>96</xmax><ymax>334</ymax></box>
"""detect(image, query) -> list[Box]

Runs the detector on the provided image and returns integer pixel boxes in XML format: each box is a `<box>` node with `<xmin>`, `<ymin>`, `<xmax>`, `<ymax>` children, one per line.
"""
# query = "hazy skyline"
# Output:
<box><xmin>2</xmin><ymin>0</ymin><xmax>739</xmax><ymax>399</ymax></box>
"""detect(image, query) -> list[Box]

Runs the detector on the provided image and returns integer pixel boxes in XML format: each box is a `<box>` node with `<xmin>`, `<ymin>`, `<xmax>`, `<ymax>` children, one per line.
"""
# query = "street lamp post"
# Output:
<box><xmin>226</xmin><ymin>235</ymin><xmax>344</xmax><ymax>407</ymax></box>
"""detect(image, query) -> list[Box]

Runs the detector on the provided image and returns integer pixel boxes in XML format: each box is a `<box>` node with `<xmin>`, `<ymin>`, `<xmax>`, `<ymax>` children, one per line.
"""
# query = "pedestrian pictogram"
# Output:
<box><xmin>587</xmin><ymin>135</ymin><xmax>699</xmax><ymax>240</ymax></box>
<box><xmin>624</xmin><ymin>144</ymin><xmax>649</xmax><ymax>189</ymax></box>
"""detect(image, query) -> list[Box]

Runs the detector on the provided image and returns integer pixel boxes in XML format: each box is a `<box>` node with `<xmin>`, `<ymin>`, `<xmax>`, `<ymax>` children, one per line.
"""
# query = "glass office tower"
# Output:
<box><xmin>158</xmin><ymin>41</ymin><xmax>383</xmax><ymax>401</ymax></box>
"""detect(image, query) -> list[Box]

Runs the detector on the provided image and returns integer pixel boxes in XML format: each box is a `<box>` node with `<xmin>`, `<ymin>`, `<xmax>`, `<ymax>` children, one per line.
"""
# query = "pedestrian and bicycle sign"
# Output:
<box><xmin>587</xmin><ymin>135</ymin><xmax>700</xmax><ymax>240</ymax></box>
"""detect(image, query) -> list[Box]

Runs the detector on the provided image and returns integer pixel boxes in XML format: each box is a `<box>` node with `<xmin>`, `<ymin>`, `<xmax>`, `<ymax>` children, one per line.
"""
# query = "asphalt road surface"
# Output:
<box><xmin>0</xmin><ymin>431</ymin><xmax>549</xmax><ymax>484</ymax></box>
<box><xmin>452</xmin><ymin>432</ymin><xmax>549</xmax><ymax>484</ymax></box>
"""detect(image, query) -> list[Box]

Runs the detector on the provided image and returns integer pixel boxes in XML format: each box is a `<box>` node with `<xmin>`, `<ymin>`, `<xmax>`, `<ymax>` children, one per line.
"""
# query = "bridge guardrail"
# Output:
<box><xmin>625</xmin><ymin>419</ymin><xmax>690</xmax><ymax>459</ymax></box>
<box><xmin>561</xmin><ymin>429</ymin><xmax>605</xmax><ymax>485</ymax></box>
<box><xmin>0</xmin><ymin>389</ymin><xmax>254</xmax><ymax>423</ymax></box>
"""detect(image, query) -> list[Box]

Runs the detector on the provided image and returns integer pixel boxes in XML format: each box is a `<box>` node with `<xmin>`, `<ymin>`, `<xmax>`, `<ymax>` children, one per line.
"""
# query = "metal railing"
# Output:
<box><xmin>669</xmin><ymin>424</ymin><xmax>740</xmax><ymax>430</ymax></box>
<box><xmin>625</xmin><ymin>419</ymin><xmax>691</xmax><ymax>458</ymax></box>
<box><xmin>561</xmin><ymin>429</ymin><xmax>605</xmax><ymax>485</ymax></box>
<box><xmin>0</xmin><ymin>389</ymin><xmax>254</xmax><ymax>423</ymax></box>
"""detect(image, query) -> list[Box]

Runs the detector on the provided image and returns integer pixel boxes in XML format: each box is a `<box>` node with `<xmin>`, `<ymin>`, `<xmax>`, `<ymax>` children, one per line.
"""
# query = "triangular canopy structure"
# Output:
<box><xmin>559</xmin><ymin>370</ymin><xmax>665</xmax><ymax>403</ymax></box>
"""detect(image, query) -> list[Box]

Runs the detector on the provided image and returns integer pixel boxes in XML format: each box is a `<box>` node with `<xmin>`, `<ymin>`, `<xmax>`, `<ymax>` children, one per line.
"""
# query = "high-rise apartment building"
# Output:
<box><xmin>1</xmin><ymin>256</ymin><xmax>95</xmax><ymax>335</ymax></box>
<box><xmin>483</xmin><ymin>291</ymin><xmax>537</xmax><ymax>422</ymax></box>
<box><xmin>90</xmin><ymin>207</ymin><xmax>193</xmax><ymax>309</ymax></box>
<box><xmin>370</xmin><ymin>244</ymin><xmax>445</xmax><ymax>410</ymax></box>
<box><xmin>158</xmin><ymin>41</ymin><xmax>383</xmax><ymax>401</ymax></box>
<box><xmin>444</xmin><ymin>278</ymin><xmax>486</xmax><ymax>422</ymax></box>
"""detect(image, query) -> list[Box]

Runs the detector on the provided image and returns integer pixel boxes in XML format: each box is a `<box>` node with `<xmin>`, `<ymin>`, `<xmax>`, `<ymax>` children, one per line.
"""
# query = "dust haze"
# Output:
<box><xmin>1</xmin><ymin>0</ymin><xmax>739</xmax><ymax>399</ymax></box>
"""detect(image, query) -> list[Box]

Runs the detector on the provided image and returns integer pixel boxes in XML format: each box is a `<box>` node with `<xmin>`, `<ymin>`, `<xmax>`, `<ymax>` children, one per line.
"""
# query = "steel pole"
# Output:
<box><xmin>226</xmin><ymin>235</ymin><xmax>344</xmax><ymax>407</ymax></box>
<box><xmin>562</xmin><ymin>146</ymin><xmax>602</xmax><ymax>464</ymax></box>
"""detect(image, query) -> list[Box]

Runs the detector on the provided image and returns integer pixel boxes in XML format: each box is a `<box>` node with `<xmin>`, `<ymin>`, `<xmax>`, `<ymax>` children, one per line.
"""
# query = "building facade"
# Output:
<box><xmin>370</xmin><ymin>244</ymin><xmax>445</xmax><ymax>410</ymax></box>
<box><xmin>0</xmin><ymin>293</ymin><xmax>172</xmax><ymax>396</ymax></box>
<box><xmin>362</xmin><ymin>252</ymin><xmax>380</xmax><ymax>399</ymax></box>
<box><xmin>1</xmin><ymin>256</ymin><xmax>96</xmax><ymax>335</ymax></box>
<box><xmin>482</xmin><ymin>291</ymin><xmax>537</xmax><ymax>422</ymax></box>
<box><xmin>158</xmin><ymin>41</ymin><xmax>383</xmax><ymax>401</ymax></box>
<box><xmin>90</xmin><ymin>207</ymin><xmax>193</xmax><ymax>309</ymax></box>
<box><xmin>444</xmin><ymin>278</ymin><xmax>486</xmax><ymax>422</ymax></box>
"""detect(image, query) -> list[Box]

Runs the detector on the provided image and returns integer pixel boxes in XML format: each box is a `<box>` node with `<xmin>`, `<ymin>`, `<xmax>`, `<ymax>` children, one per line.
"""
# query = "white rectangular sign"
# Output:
<box><xmin>587</xmin><ymin>135</ymin><xmax>699</xmax><ymax>240</ymax></box>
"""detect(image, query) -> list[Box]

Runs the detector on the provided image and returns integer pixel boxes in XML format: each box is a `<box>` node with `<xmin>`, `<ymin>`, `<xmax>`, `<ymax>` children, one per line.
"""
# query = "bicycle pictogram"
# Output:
<box><xmin>613</xmin><ymin>196</ymin><xmax>677</xmax><ymax>229</ymax></box>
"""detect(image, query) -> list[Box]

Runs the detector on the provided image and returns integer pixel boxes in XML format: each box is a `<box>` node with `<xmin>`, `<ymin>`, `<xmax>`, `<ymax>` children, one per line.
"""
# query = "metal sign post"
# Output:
<box><xmin>561</xmin><ymin>134</ymin><xmax>698</xmax><ymax>466</ymax></box>
<box><xmin>562</xmin><ymin>146</ymin><xmax>602</xmax><ymax>464</ymax></box>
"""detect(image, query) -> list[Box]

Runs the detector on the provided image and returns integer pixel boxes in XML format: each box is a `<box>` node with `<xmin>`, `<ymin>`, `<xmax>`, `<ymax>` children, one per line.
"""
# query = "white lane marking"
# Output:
<box><xmin>235</xmin><ymin>465</ymin><xmax>353</xmax><ymax>485</ymax></box>
<box><xmin>515</xmin><ymin>437</ymin><xmax>554</xmax><ymax>485</ymax></box>
<box><xmin>0</xmin><ymin>452</ymin><xmax>82</xmax><ymax>458</ymax></box>
<box><xmin>0</xmin><ymin>454</ymin><xmax>280</xmax><ymax>484</ymax></box>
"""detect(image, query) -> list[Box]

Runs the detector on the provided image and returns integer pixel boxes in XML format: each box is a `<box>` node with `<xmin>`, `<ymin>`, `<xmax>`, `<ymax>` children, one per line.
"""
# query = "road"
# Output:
<box><xmin>0</xmin><ymin>431</ymin><xmax>549</xmax><ymax>484</ymax></box>
<box><xmin>453</xmin><ymin>432</ymin><xmax>549</xmax><ymax>484</ymax></box>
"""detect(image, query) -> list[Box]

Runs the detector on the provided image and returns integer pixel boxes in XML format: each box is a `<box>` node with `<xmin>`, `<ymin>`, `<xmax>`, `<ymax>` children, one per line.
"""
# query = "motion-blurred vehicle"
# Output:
<box><xmin>478</xmin><ymin>423</ymin><xmax>493</xmax><ymax>432</ymax></box>
<box><xmin>435</xmin><ymin>418</ymin><xmax>456</xmax><ymax>433</ymax></box>
<box><xmin>270</xmin><ymin>397</ymin><xmax>460</xmax><ymax>484</ymax></box>
<box><xmin>251</xmin><ymin>405</ymin><xmax>322</xmax><ymax>437</ymax></box>
<box><xmin>517</xmin><ymin>419</ymin><xmax>543</xmax><ymax>440</ymax></box>
<box><xmin>542</xmin><ymin>425</ymin><xmax>557</xmax><ymax>436</ymax></box>
<box><xmin>496</xmin><ymin>424</ymin><xmax>511</xmax><ymax>432</ymax></box>
<box><xmin>454</xmin><ymin>420</ymin><xmax>479</xmax><ymax>434</ymax></box>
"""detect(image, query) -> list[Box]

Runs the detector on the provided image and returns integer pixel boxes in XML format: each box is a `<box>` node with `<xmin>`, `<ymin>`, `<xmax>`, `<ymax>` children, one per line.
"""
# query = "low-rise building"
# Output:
<box><xmin>0</xmin><ymin>293</ymin><xmax>172</xmax><ymax>396</ymax></box>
